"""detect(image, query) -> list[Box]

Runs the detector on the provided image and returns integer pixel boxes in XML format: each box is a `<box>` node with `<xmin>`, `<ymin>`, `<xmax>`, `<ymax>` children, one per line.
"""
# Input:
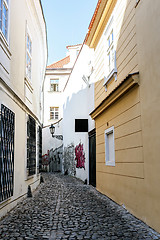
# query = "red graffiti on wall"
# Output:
<box><xmin>75</xmin><ymin>143</ymin><xmax>85</xmax><ymax>169</ymax></box>
<box><xmin>42</xmin><ymin>150</ymin><xmax>49</xmax><ymax>166</ymax></box>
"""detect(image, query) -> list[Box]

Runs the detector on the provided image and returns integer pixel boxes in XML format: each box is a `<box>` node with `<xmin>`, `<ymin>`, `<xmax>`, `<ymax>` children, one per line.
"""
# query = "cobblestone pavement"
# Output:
<box><xmin>0</xmin><ymin>173</ymin><xmax>160</xmax><ymax>240</ymax></box>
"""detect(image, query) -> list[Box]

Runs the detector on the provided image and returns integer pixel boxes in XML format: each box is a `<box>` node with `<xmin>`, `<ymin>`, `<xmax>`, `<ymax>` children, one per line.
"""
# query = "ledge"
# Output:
<box><xmin>25</xmin><ymin>175</ymin><xmax>34</xmax><ymax>181</ymax></box>
<box><xmin>0</xmin><ymin>77</ymin><xmax>41</xmax><ymax>125</ymax></box>
<box><xmin>103</xmin><ymin>68</ymin><xmax>117</xmax><ymax>91</ymax></box>
<box><xmin>0</xmin><ymin>197</ymin><xmax>11</xmax><ymax>206</ymax></box>
<box><xmin>47</xmin><ymin>90</ymin><xmax>60</xmax><ymax>93</ymax></box>
<box><xmin>24</xmin><ymin>77</ymin><xmax>33</xmax><ymax>93</ymax></box>
<box><xmin>90</xmin><ymin>72</ymin><xmax>139</xmax><ymax>119</ymax></box>
<box><xmin>0</xmin><ymin>30</ymin><xmax>11</xmax><ymax>59</ymax></box>
<box><xmin>135</xmin><ymin>0</ymin><xmax>141</xmax><ymax>8</ymax></box>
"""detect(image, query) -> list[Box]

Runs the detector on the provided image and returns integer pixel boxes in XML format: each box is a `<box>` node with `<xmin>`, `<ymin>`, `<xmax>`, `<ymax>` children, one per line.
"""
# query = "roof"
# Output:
<box><xmin>85</xmin><ymin>0</ymin><xmax>102</xmax><ymax>43</ymax></box>
<box><xmin>47</xmin><ymin>56</ymin><xmax>70</xmax><ymax>69</ymax></box>
<box><xmin>66</xmin><ymin>44</ymin><xmax>82</xmax><ymax>49</ymax></box>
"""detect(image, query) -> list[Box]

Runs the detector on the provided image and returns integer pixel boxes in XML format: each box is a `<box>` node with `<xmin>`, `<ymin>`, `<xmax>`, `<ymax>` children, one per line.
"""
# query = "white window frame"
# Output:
<box><xmin>0</xmin><ymin>0</ymin><xmax>9</xmax><ymax>41</ymax></box>
<box><xmin>50</xmin><ymin>79</ymin><xmax>59</xmax><ymax>92</ymax></box>
<box><xmin>103</xmin><ymin>15</ymin><xmax>117</xmax><ymax>91</ymax></box>
<box><xmin>50</xmin><ymin>107</ymin><xmax>59</xmax><ymax>120</ymax></box>
<box><xmin>105</xmin><ymin>126</ymin><xmax>115</xmax><ymax>166</ymax></box>
<box><xmin>26</xmin><ymin>29</ymin><xmax>32</xmax><ymax>81</ymax></box>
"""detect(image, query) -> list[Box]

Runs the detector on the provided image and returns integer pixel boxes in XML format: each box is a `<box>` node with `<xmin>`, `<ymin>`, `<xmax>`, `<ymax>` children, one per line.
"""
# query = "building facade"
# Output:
<box><xmin>0</xmin><ymin>0</ymin><xmax>47</xmax><ymax>218</ymax></box>
<box><xmin>86</xmin><ymin>0</ymin><xmax>160</xmax><ymax>232</ymax></box>
<box><xmin>63</xmin><ymin>43</ymin><xmax>95</xmax><ymax>183</ymax></box>
<box><xmin>42</xmin><ymin>45</ymin><xmax>82</xmax><ymax>172</ymax></box>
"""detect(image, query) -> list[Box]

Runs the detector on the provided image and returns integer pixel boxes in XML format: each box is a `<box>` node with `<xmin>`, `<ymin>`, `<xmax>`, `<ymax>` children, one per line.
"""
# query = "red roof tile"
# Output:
<box><xmin>85</xmin><ymin>0</ymin><xmax>102</xmax><ymax>43</ymax></box>
<box><xmin>47</xmin><ymin>55</ymin><xmax>70</xmax><ymax>69</ymax></box>
<box><xmin>66</xmin><ymin>44</ymin><xmax>82</xmax><ymax>49</ymax></box>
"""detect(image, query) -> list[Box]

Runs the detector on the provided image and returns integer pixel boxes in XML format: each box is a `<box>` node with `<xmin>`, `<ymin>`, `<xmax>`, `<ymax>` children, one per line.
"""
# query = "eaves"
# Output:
<box><xmin>86</xmin><ymin>0</ymin><xmax>118</xmax><ymax>49</ymax></box>
<box><xmin>90</xmin><ymin>72</ymin><xmax>139</xmax><ymax>119</ymax></box>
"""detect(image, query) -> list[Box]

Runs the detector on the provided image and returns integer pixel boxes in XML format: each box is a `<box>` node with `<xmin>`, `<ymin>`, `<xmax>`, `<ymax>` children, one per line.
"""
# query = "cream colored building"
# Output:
<box><xmin>0</xmin><ymin>0</ymin><xmax>47</xmax><ymax>218</ymax></box>
<box><xmin>86</xmin><ymin>0</ymin><xmax>160</xmax><ymax>233</ymax></box>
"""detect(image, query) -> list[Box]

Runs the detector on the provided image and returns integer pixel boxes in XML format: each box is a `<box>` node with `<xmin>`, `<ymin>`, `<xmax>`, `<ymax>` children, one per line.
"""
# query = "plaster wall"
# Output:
<box><xmin>135</xmin><ymin>0</ymin><xmax>160</xmax><ymax>232</ymax></box>
<box><xmin>10</xmin><ymin>0</ymin><xmax>47</xmax><ymax>119</ymax></box>
<box><xmin>66</xmin><ymin>45</ymin><xmax>82</xmax><ymax>68</ymax></box>
<box><xmin>42</xmin><ymin>71</ymin><xmax>71</xmax><ymax>156</ymax></box>
<box><xmin>0</xmin><ymin>87</ymin><xmax>40</xmax><ymax>219</ymax></box>
<box><xmin>0</xmin><ymin>0</ymin><xmax>47</xmax><ymax>218</ymax></box>
<box><xmin>42</xmin><ymin>120</ymin><xmax>63</xmax><ymax>156</ymax></box>
<box><xmin>42</xmin><ymin>45</ymin><xmax>82</xmax><ymax>157</ymax></box>
<box><xmin>93</xmin><ymin>0</ymin><xmax>138</xmax><ymax>108</ymax></box>
<box><xmin>88</xmin><ymin>0</ymin><xmax>160</xmax><ymax>233</ymax></box>
<box><xmin>43</xmin><ymin>73</ymin><xmax>69</xmax><ymax>126</ymax></box>
<box><xmin>63</xmin><ymin>44</ymin><xmax>95</xmax><ymax>182</ymax></box>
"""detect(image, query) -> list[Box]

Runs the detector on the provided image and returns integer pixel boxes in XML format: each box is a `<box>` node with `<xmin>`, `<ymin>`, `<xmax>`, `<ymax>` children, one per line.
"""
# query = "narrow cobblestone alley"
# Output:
<box><xmin>0</xmin><ymin>173</ymin><xmax>160</xmax><ymax>240</ymax></box>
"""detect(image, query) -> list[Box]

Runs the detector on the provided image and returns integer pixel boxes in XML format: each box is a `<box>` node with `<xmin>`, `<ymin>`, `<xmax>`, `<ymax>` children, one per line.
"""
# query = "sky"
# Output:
<box><xmin>41</xmin><ymin>0</ymin><xmax>98</xmax><ymax>65</ymax></box>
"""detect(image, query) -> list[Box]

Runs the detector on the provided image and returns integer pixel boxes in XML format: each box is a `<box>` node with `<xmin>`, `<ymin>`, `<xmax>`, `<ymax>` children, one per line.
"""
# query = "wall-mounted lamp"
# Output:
<box><xmin>49</xmin><ymin>124</ymin><xmax>63</xmax><ymax>140</ymax></box>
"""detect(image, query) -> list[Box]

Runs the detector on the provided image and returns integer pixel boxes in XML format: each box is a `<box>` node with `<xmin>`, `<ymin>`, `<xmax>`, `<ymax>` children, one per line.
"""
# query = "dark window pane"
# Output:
<box><xmin>75</xmin><ymin>119</ymin><xmax>88</xmax><ymax>132</ymax></box>
<box><xmin>27</xmin><ymin>115</ymin><xmax>36</xmax><ymax>176</ymax></box>
<box><xmin>0</xmin><ymin>104</ymin><xmax>15</xmax><ymax>202</ymax></box>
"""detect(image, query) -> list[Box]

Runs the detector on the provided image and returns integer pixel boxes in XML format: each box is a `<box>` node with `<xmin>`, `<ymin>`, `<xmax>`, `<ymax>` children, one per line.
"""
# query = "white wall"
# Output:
<box><xmin>43</xmin><ymin>72</ymin><xmax>70</xmax><ymax>126</ymax></box>
<box><xmin>63</xmin><ymin>44</ymin><xmax>95</xmax><ymax>182</ymax></box>
<box><xmin>42</xmin><ymin>69</ymin><xmax>71</xmax><ymax>156</ymax></box>
<box><xmin>42</xmin><ymin>45</ymin><xmax>82</xmax><ymax>157</ymax></box>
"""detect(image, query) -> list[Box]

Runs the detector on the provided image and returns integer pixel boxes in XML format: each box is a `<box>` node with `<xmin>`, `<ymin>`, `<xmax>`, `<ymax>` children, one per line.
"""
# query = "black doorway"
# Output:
<box><xmin>89</xmin><ymin>129</ymin><xmax>96</xmax><ymax>187</ymax></box>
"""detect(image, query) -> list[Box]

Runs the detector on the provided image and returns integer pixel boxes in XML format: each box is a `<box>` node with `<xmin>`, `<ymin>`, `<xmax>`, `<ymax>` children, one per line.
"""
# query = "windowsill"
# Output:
<box><xmin>48</xmin><ymin>119</ymin><xmax>59</xmax><ymax>121</ymax></box>
<box><xmin>105</xmin><ymin>162</ymin><xmax>115</xmax><ymax>167</ymax></box>
<box><xmin>103</xmin><ymin>68</ymin><xmax>117</xmax><ymax>91</ymax></box>
<box><xmin>48</xmin><ymin>91</ymin><xmax>60</xmax><ymax>93</ymax></box>
<box><xmin>0</xmin><ymin>30</ymin><xmax>11</xmax><ymax>59</ymax></box>
<box><xmin>0</xmin><ymin>197</ymin><xmax>11</xmax><ymax>205</ymax></box>
<box><xmin>25</xmin><ymin>174</ymin><xmax>35</xmax><ymax>181</ymax></box>
<box><xmin>25</xmin><ymin>76</ymin><xmax>33</xmax><ymax>93</ymax></box>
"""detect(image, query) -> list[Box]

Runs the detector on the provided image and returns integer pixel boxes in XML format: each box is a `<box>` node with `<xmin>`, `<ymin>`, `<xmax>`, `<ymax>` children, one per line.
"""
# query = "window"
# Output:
<box><xmin>50</xmin><ymin>79</ymin><xmax>59</xmax><ymax>92</ymax></box>
<box><xmin>0</xmin><ymin>0</ymin><xmax>9</xmax><ymax>40</ymax></box>
<box><xmin>37</xmin><ymin>126</ymin><xmax>42</xmax><ymax>173</ymax></box>
<box><xmin>107</xmin><ymin>30</ymin><xmax>115</xmax><ymax>74</ymax></box>
<box><xmin>26</xmin><ymin>32</ymin><xmax>32</xmax><ymax>80</ymax></box>
<box><xmin>104</xmin><ymin>16</ymin><xmax>117</xmax><ymax>89</ymax></box>
<box><xmin>75</xmin><ymin>119</ymin><xmax>88</xmax><ymax>132</ymax></box>
<box><xmin>0</xmin><ymin>104</ymin><xmax>15</xmax><ymax>202</ymax></box>
<box><xmin>50</xmin><ymin>107</ymin><xmax>59</xmax><ymax>120</ymax></box>
<box><xmin>105</xmin><ymin>126</ymin><xmax>115</xmax><ymax>166</ymax></box>
<box><xmin>27</xmin><ymin>115</ymin><xmax>36</xmax><ymax>176</ymax></box>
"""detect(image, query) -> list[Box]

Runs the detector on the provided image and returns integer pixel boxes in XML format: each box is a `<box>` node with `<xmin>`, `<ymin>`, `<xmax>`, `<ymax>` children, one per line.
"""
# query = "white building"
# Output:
<box><xmin>0</xmin><ymin>0</ymin><xmax>47</xmax><ymax>218</ymax></box>
<box><xmin>42</xmin><ymin>44</ymin><xmax>82</xmax><ymax>171</ymax></box>
<box><xmin>63</xmin><ymin>43</ymin><xmax>95</xmax><ymax>184</ymax></box>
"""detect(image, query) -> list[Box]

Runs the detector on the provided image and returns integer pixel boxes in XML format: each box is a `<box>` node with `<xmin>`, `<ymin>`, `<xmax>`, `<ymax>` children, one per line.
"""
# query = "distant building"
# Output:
<box><xmin>42</xmin><ymin>44</ymin><xmax>82</xmax><ymax>172</ymax></box>
<box><xmin>0</xmin><ymin>0</ymin><xmax>47</xmax><ymax>218</ymax></box>
<box><xmin>85</xmin><ymin>0</ymin><xmax>160</xmax><ymax>233</ymax></box>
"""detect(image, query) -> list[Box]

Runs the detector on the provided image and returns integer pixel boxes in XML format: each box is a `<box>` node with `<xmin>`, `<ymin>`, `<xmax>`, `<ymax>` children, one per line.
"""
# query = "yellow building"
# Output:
<box><xmin>86</xmin><ymin>0</ymin><xmax>160</xmax><ymax>232</ymax></box>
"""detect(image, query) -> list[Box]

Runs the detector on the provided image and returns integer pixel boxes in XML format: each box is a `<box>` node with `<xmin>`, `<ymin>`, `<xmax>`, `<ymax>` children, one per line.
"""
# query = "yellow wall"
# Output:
<box><xmin>135</xmin><ymin>0</ymin><xmax>160</xmax><ymax>232</ymax></box>
<box><xmin>96</xmin><ymin>85</ymin><xmax>146</xmax><ymax>219</ymax></box>
<box><xmin>94</xmin><ymin>0</ymin><xmax>138</xmax><ymax>107</ymax></box>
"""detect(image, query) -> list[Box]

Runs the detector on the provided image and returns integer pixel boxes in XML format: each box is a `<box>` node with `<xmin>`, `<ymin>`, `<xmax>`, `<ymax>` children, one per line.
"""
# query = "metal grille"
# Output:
<box><xmin>38</xmin><ymin>126</ymin><xmax>42</xmax><ymax>173</ymax></box>
<box><xmin>0</xmin><ymin>104</ymin><xmax>15</xmax><ymax>202</ymax></box>
<box><xmin>27</xmin><ymin>115</ymin><xmax>36</xmax><ymax>176</ymax></box>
